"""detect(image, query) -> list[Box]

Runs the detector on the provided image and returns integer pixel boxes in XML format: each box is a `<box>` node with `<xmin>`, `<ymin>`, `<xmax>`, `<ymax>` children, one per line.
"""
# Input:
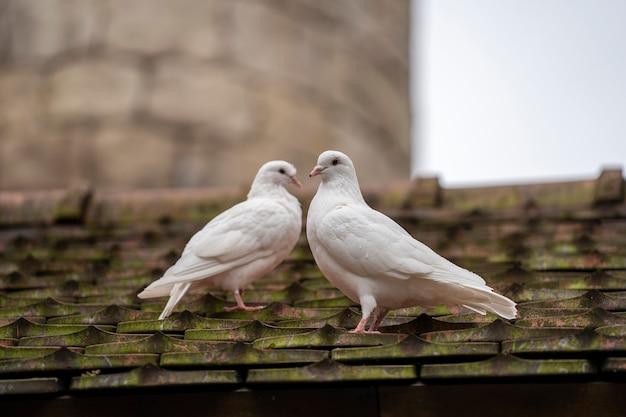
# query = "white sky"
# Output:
<box><xmin>411</xmin><ymin>0</ymin><xmax>626</xmax><ymax>186</ymax></box>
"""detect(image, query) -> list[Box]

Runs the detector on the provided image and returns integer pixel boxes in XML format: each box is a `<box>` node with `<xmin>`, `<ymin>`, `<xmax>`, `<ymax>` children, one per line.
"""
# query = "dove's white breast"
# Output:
<box><xmin>306</xmin><ymin>187</ymin><xmax>367</xmax><ymax>302</ymax></box>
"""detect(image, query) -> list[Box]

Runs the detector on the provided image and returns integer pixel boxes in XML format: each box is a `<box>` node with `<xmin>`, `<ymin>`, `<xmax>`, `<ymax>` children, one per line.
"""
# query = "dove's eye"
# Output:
<box><xmin>278</xmin><ymin>168</ymin><xmax>286</xmax><ymax>174</ymax></box>
<box><xmin>332</xmin><ymin>159</ymin><xmax>339</xmax><ymax>166</ymax></box>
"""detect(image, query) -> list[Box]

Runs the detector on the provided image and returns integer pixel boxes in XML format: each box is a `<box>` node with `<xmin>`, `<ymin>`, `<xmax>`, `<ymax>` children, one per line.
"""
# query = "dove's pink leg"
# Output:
<box><xmin>368</xmin><ymin>308</ymin><xmax>389</xmax><ymax>333</ymax></box>
<box><xmin>350</xmin><ymin>295</ymin><xmax>376</xmax><ymax>333</ymax></box>
<box><xmin>224</xmin><ymin>290</ymin><xmax>264</xmax><ymax>312</ymax></box>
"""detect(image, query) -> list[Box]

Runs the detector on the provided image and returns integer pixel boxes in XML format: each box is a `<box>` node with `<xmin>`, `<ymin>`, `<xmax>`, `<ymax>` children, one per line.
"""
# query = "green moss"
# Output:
<box><xmin>421</xmin><ymin>319</ymin><xmax>580</xmax><ymax>343</ymax></box>
<box><xmin>253</xmin><ymin>325</ymin><xmax>404</xmax><ymax>349</ymax></box>
<box><xmin>117</xmin><ymin>311</ymin><xmax>250</xmax><ymax>333</ymax></box>
<box><xmin>294</xmin><ymin>297</ymin><xmax>355</xmax><ymax>308</ymax></box>
<box><xmin>516</xmin><ymin>308</ymin><xmax>626</xmax><ymax>328</ymax></box>
<box><xmin>421</xmin><ymin>355</ymin><xmax>594</xmax><ymax>379</ymax></box>
<box><xmin>48</xmin><ymin>305</ymin><xmax>159</xmax><ymax>325</ymax></box>
<box><xmin>19</xmin><ymin>326</ymin><xmax>145</xmax><ymax>347</ymax></box>
<box><xmin>161</xmin><ymin>343</ymin><xmax>328</xmax><ymax>367</ymax></box>
<box><xmin>211</xmin><ymin>302</ymin><xmax>342</xmax><ymax>321</ymax></box>
<box><xmin>71</xmin><ymin>365</ymin><xmax>240</xmax><ymax>390</ymax></box>
<box><xmin>503</xmin><ymin>328</ymin><xmax>626</xmax><ymax>354</ymax></box>
<box><xmin>0</xmin><ymin>348</ymin><xmax>158</xmax><ymax>373</ymax></box>
<box><xmin>185</xmin><ymin>321</ymin><xmax>313</xmax><ymax>343</ymax></box>
<box><xmin>332</xmin><ymin>335</ymin><xmax>498</xmax><ymax>362</ymax></box>
<box><xmin>248</xmin><ymin>359</ymin><xmax>416</xmax><ymax>383</ymax></box>
<box><xmin>0</xmin><ymin>318</ymin><xmax>114</xmax><ymax>338</ymax></box>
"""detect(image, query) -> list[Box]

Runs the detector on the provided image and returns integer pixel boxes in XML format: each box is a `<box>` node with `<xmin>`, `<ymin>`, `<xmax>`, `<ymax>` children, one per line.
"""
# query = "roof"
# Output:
<box><xmin>1</xmin><ymin>168</ymin><xmax>626</xmax><ymax>416</ymax></box>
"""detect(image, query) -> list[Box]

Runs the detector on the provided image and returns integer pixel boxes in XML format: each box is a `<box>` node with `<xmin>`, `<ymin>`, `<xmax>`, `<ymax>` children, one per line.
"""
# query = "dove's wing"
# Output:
<box><xmin>316</xmin><ymin>204</ymin><xmax>434</xmax><ymax>280</ymax></box>
<box><xmin>144</xmin><ymin>199</ymin><xmax>294</xmax><ymax>290</ymax></box>
<box><xmin>316</xmin><ymin>203</ymin><xmax>487</xmax><ymax>287</ymax></box>
<box><xmin>176</xmin><ymin>200</ymin><xmax>263</xmax><ymax>258</ymax></box>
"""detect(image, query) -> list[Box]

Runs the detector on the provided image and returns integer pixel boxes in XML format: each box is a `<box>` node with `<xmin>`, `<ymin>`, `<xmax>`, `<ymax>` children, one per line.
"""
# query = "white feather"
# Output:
<box><xmin>306</xmin><ymin>151</ymin><xmax>517</xmax><ymax>322</ymax></box>
<box><xmin>139</xmin><ymin>161</ymin><xmax>302</xmax><ymax>318</ymax></box>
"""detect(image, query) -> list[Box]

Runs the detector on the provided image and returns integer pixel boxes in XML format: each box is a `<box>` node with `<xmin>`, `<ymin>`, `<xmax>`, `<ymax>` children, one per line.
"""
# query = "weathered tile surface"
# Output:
<box><xmin>502</xmin><ymin>328</ymin><xmax>626</xmax><ymax>355</ymax></box>
<box><xmin>161</xmin><ymin>342</ymin><xmax>328</xmax><ymax>367</ymax></box>
<box><xmin>0</xmin><ymin>347</ymin><xmax>158</xmax><ymax>373</ymax></box>
<box><xmin>185</xmin><ymin>321</ymin><xmax>315</xmax><ymax>343</ymax></box>
<box><xmin>248</xmin><ymin>359</ymin><xmax>416</xmax><ymax>383</ymax></box>
<box><xmin>18</xmin><ymin>326</ymin><xmax>145</xmax><ymax>347</ymax></box>
<box><xmin>332</xmin><ymin>336</ymin><xmax>499</xmax><ymax>362</ymax></box>
<box><xmin>71</xmin><ymin>364</ymin><xmax>240</xmax><ymax>390</ymax></box>
<box><xmin>0</xmin><ymin>377</ymin><xmax>63</xmax><ymax>395</ymax></box>
<box><xmin>116</xmin><ymin>311</ymin><xmax>250</xmax><ymax>333</ymax></box>
<box><xmin>253</xmin><ymin>325</ymin><xmax>405</xmax><ymax>349</ymax></box>
<box><xmin>421</xmin><ymin>355</ymin><xmax>595</xmax><ymax>379</ymax></box>
<box><xmin>421</xmin><ymin>319</ymin><xmax>581</xmax><ymax>343</ymax></box>
<box><xmin>1</xmin><ymin>175</ymin><xmax>626</xmax><ymax>396</ymax></box>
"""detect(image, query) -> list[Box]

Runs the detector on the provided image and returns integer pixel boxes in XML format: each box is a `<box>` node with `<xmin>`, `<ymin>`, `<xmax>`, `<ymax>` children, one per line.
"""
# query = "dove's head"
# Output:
<box><xmin>309</xmin><ymin>151</ymin><xmax>364</xmax><ymax>202</ymax></box>
<box><xmin>309</xmin><ymin>150</ymin><xmax>356</xmax><ymax>182</ymax></box>
<box><xmin>255</xmin><ymin>160</ymin><xmax>302</xmax><ymax>190</ymax></box>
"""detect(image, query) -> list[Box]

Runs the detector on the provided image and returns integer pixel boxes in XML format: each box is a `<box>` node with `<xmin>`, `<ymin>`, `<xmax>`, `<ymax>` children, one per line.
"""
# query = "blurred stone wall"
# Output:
<box><xmin>0</xmin><ymin>0</ymin><xmax>411</xmax><ymax>190</ymax></box>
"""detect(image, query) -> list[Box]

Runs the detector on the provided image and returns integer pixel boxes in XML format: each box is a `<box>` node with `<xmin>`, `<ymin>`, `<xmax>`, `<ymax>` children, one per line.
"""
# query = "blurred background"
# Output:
<box><xmin>0</xmin><ymin>0</ymin><xmax>410</xmax><ymax>190</ymax></box>
<box><xmin>0</xmin><ymin>1</ymin><xmax>624</xmax><ymax>191</ymax></box>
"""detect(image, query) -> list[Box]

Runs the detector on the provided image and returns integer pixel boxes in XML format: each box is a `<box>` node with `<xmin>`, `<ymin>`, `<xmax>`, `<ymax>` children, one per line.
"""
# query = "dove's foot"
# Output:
<box><xmin>349</xmin><ymin>316</ymin><xmax>369</xmax><ymax>333</ymax></box>
<box><xmin>447</xmin><ymin>305</ymin><xmax>461</xmax><ymax>315</ymax></box>
<box><xmin>225</xmin><ymin>290</ymin><xmax>264</xmax><ymax>312</ymax></box>
<box><xmin>367</xmin><ymin>307</ymin><xmax>389</xmax><ymax>332</ymax></box>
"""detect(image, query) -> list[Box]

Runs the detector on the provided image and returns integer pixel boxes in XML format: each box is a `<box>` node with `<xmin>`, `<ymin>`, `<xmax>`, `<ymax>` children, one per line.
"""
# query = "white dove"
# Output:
<box><xmin>138</xmin><ymin>160</ymin><xmax>303</xmax><ymax>319</ymax></box>
<box><xmin>306</xmin><ymin>150</ymin><xmax>517</xmax><ymax>333</ymax></box>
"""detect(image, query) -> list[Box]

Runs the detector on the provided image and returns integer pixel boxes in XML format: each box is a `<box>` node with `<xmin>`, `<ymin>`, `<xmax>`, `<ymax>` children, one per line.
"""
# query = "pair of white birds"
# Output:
<box><xmin>139</xmin><ymin>150</ymin><xmax>517</xmax><ymax>332</ymax></box>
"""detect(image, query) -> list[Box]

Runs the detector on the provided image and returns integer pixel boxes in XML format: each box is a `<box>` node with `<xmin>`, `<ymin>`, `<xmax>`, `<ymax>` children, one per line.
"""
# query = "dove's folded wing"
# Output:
<box><xmin>144</xmin><ymin>200</ymin><xmax>291</xmax><ymax>290</ymax></box>
<box><xmin>317</xmin><ymin>204</ymin><xmax>434</xmax><ymax>279</ymax></box>
<box><xmin>317</xmin><ymin>204</ymin><xmax>488</xmax><ymax>289</ymax></box>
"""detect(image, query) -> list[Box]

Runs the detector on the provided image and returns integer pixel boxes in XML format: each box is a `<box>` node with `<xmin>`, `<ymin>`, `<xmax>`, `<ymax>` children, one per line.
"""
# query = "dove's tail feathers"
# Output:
<box><xmin>137</xmin><ymin>283</ymin><xmax>172</xmax><ymax>299</ymax></box>
<box><xmin>158</xmin><ymin>282</ymin><xmax>192</xmax><ymax>320</ymax></box>
<box><xmin>462</xmin><ymin>287</ymin><xmax>517</xmax><ymax>320</ymax></box>
<box><xmin>428</xmin><ymin>267</ymin><xmax>487</xmax><ymax>290</ymax></box>
<box><xmin>462</xmin><ymin>304</ymin><xmax>487</xmax><ymax>315</ymax></box>
<box><xmin>425</xmin><ymin>267</ymin><xmax>517</xmax><ymax>320</ymax></box>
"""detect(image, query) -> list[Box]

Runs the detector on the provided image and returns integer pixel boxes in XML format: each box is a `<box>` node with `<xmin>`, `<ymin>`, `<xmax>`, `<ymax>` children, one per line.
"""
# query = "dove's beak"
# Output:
<box><xmin>290</xmin><ymin>176</ymin><xmax>303</xmax><ymax>189</ymax></box>
<box><xmin>309</xmin><ymin>165</ymin><xmax>326</xmax><ymax>178</ymax></box>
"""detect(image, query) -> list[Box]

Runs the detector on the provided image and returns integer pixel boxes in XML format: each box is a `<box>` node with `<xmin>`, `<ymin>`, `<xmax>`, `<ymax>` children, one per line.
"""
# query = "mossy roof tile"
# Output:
<box><xmin>1</xmin><ymin>176</ymin><xmax>626</xmax><ymax>394</ymax></box>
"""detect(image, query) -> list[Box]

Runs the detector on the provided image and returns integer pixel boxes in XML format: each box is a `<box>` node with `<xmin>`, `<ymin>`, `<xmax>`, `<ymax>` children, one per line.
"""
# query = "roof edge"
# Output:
<box><xmin>0</xmin><ymin>169</ymin><xmax>623</xmax><ymax>226</ymax></box>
